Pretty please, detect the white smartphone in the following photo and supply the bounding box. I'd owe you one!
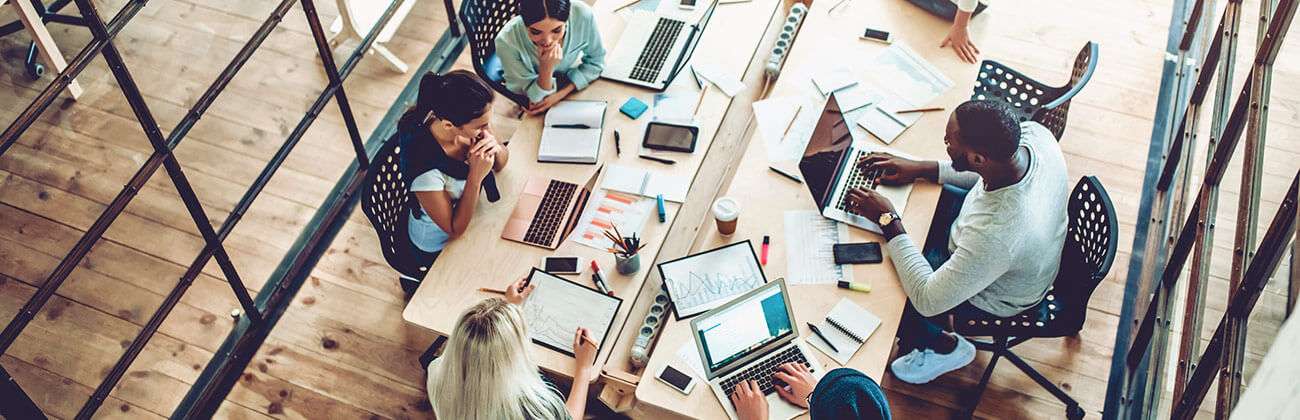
[656,365,697,395]
[861,27,893,44]
[540,256,583,274]
[678,0,697,9]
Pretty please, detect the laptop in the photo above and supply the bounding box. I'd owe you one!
[601,0,718,90]
[501,166,602,249]
[797,95,912,234]
[691,278,824,420]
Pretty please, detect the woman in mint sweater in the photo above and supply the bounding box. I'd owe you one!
[495,0,605,115]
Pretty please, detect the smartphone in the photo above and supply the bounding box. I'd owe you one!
[678,0,697,9]
[656,365,696,394]
[861,27,893,44]
[540,256,582,274]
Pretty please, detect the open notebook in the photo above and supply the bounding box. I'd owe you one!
[538,100,607,163]
[808,298,882,365]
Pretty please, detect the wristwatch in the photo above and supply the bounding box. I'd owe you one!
[878,211,900,227]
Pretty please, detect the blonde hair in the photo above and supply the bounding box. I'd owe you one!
[429,299,570,419]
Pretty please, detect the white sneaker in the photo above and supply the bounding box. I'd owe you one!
[890,334,976,384]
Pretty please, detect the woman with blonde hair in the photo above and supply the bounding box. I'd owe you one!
[426,277,598,419]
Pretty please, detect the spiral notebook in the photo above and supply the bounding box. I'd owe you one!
[808,298,881,365]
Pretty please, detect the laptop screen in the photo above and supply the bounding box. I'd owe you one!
[797,96,853,210]
[695,282,793,373]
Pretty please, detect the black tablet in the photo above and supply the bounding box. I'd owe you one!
[642,121,699,153]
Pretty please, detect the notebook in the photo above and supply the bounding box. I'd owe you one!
[538,100,607,163]
[808,298,881,365]
[598,164,690,203]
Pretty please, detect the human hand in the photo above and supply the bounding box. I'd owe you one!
[538,44,564,75]
[471,130,503,158]
[846,187,897,221]
[857,152,929,186]
[729,380,770,420]
[572,327,599,382]
[468,148,494,181]
[772,362,815,409]
[940,18,980,63]
[504,277,534,305]
[526,90,566,116]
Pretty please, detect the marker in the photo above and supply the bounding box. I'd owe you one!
[638,154,676,165]
[656,194,666,222]
[807,322,840,353]
[614,130,622,156]
[591,261,614,296]
[769,166,803,184]
[837,280,872,293]
[761,235,770,265]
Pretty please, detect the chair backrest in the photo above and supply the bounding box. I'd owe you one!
[459,0,529,106]
[360,138,435,279]
[970,41,1099,141]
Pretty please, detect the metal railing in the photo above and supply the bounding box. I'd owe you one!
[1106,0,1299,418]
[0,0,421,417]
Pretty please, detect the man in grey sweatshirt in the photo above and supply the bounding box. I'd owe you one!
[845,100,1068,385]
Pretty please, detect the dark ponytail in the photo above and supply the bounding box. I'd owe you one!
[401,70,495,128]
[519,0,571,26]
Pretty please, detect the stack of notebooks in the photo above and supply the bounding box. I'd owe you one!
[538,100,607,164]
[808,298,882,365]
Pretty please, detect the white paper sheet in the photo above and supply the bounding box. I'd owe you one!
[522,270,621,356]
[692,62,745,97]
[783,211,852,285]
[752,94,822,163]
[676,340,707,378]
[569,189,657,251]
[599,164,690,203]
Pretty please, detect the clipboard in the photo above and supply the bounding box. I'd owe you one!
[521,268,624,357]
[657,240,768,320]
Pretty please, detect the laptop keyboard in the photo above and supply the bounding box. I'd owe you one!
[720,347,811,397]
[523,180,578,246]
[629,18,686,82]
[836,151,885,215]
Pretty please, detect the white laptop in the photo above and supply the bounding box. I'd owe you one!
[691,279,824,420]
[797,95,913,233]
[601,0,718,90]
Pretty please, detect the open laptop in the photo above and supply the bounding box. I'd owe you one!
[691,278,824,420]
[601,0,718,90]
[797,95,913,233]
[501,166,602,249]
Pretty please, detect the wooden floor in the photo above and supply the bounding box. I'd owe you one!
[1,0,1296,418]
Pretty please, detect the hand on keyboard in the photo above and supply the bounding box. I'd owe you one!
[729,380,770,420]
[772,362,816,409]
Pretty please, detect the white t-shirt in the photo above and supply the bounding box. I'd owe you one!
[407,168,467,253]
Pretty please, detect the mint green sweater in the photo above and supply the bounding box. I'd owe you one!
[494,0,606,103]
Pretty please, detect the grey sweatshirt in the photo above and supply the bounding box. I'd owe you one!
[886,122,1069,317]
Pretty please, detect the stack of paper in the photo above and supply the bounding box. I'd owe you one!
[538,100,607,163]
[784,210,852,285]
[599,164,690,202]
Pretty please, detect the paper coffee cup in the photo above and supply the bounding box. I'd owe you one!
[713,197,739,235]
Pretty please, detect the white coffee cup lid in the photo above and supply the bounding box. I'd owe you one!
[712,197,739,221]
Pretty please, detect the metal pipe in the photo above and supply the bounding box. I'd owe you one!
[299,0,373,167]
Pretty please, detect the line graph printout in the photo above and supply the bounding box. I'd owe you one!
[658,241,767,319]
[522,269,623,356]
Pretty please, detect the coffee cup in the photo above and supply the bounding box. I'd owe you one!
[712,197,740,235]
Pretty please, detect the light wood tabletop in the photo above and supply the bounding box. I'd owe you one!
[402,0,783,381]
[630,0,987,417]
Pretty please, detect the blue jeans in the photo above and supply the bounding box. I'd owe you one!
[809,368,891,420]
[906,0,988,21]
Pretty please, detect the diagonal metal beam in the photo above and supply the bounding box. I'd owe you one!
[300,0,371,167]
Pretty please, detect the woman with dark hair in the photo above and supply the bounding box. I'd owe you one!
[396,70,510,293]
[495,0,605,115]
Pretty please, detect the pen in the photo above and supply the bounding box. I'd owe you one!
[657,194,666,222]
[552,123,591,129]
[837,280,872,293]
[691,67,704,89]
[693,84,710,117]
[590,261,614,296]
[895,106,945,114]
[638,154,676,165]
[780,105,802,142]
[761,235,770,265]
[614,130,622,156]
[808,322,840,353]
[479,287,507,295]
[769,166,803,184]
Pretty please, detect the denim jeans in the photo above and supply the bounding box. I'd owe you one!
[906,0,988,21]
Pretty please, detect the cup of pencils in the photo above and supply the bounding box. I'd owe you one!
[605,227,644,275]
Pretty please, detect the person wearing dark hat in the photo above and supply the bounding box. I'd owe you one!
[730,364,891,420]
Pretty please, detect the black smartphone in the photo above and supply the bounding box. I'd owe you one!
[540,256,582,274]
[861,28,893,44]
[833,242,883,264]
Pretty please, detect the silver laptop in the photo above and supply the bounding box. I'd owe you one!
[797,95,912,233]
[601,0,718,90]
[691,279,824,420]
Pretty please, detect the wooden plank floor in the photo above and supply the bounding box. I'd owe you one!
[2,0,1296,418]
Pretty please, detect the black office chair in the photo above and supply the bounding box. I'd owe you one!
[952,176,1117,420]
[460,0,530,107]
[360,137,438,296]
[970,42,1099,140]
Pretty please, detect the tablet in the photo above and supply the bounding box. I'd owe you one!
[658,240,767,319]
[521,268,623,357]
[642,121,699,153]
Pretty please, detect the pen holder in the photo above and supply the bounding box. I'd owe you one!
[615,253,640,275]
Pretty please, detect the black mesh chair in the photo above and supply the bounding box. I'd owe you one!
[970,42,1099,140]
[360,137,438,296]
[952,176,1117,420]
[460,0,530,106]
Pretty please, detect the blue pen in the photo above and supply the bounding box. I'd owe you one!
[656,194,666,222]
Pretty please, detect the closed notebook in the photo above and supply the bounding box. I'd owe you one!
[539,100,607,163]
[808,298,881,365]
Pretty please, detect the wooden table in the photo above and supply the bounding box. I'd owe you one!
[403,0,782,381]
[631,0,986,417]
